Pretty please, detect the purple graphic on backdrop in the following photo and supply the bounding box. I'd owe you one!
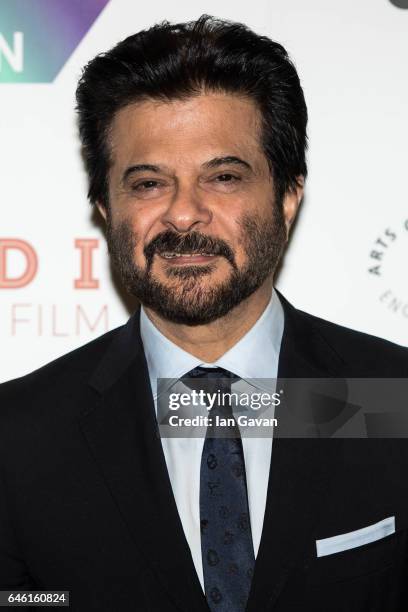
[0,0,111,83]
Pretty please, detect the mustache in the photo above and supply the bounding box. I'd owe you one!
[144,230,236,268]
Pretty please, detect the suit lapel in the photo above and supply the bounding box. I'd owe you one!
[78,310,209,612]
[246,292,346,611]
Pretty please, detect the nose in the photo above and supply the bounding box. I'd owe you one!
[161,183,212,233]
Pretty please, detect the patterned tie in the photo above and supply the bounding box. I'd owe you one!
[182,366,255,611]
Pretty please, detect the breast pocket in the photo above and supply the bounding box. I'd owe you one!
[305,528,405,586]
[281,530,408,612]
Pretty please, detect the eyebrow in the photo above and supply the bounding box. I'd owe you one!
[121,156,253,184]
[122,164,162,183]
[202,156,253,171]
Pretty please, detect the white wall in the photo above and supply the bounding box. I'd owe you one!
[1,0,407,382]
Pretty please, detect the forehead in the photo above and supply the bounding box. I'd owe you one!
[108,93,265,170]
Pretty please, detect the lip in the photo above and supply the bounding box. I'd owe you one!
[157,253,219,265]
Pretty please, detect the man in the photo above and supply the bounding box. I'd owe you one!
[0,14,407,612]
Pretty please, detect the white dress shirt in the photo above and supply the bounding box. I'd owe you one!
[140,288,284,590]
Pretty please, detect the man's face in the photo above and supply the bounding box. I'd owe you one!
[100,93,300,325]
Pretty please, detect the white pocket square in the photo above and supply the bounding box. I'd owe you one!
[316,516,395,557]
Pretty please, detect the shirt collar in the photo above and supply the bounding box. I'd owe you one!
[140,287,285,399]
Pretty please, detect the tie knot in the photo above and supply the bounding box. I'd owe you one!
[184,366,239,381]
[180,367,240,421]
[181,366,240,397]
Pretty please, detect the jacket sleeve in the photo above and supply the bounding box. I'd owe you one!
[0,465,35,589]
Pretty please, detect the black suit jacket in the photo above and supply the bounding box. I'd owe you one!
[0,292,408,611]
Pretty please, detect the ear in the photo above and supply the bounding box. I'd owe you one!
[282,176,304,237]
[96,201,108,222]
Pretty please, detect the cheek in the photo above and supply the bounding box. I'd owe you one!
[226,222,251,268]
[121,213,156,257]
[133,206,168,243]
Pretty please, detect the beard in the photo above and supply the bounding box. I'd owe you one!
[106,206,287,325]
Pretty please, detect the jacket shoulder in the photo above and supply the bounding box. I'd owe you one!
[298,307,408,376]
[0,325,124,418]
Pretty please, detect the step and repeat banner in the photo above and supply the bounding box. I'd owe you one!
[1,0,407,382]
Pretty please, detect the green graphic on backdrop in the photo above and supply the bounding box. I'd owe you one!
[0,0,110,83]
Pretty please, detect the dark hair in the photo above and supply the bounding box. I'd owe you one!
[76,14,308,207]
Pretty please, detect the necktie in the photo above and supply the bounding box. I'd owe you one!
[183,366,255,611]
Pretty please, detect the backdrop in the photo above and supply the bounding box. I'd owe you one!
[1,0,407,383]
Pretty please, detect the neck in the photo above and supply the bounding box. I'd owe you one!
[143,278,274,362]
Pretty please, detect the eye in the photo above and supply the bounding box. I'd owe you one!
[214,173,240,183]
[131,180,161,191]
